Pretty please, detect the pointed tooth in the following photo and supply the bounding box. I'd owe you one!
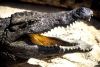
[80,49,84,51]
[69,23,73,27]
[71,22,74,26]
[54,27,60,32]
[73,47,77,50]
[43,31,52,36]
[57,26,61,29]
[63,48,66,53]
[82,49,86,52]
[72,21,76,24]
[46,31,50,34]
[44,32,48,34]
[54,27,58,31]
[55,44,58,46]
[64,47,71,51]
[76,47,79,50]
[74,21,77,23]
[54,27,59,34]
[66,26,70,29]
[86,49,89,51]
[41,32,47,35]
[69,47,73,50]
[86,48,91,51]
[61,27,65,30]
[43,32,46,34]
[50,30,54,35]
[67,47,70,51]
[72,21,75,25]
[68,24,71,27]
[70,23,74,28]
[67,48,69,51]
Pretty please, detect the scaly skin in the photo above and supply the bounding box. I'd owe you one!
[0,7,93,60]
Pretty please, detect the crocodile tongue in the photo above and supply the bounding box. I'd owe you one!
[28,33,77,46]
[28,33,62,46]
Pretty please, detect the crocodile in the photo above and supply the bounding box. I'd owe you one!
[0,7,93,64]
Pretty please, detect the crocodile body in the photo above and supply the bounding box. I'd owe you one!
[0,7,93,64]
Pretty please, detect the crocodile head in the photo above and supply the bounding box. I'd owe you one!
[20,7,93,57]
[0,7,93,59]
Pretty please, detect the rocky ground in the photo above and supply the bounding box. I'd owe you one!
[0,2,100,67]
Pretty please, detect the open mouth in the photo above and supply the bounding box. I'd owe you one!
[8,20,92,59]
[28,21,77,47]
[27,20,92,53]
[28,20,87,45]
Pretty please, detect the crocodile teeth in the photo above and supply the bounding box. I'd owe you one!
[41,20,79,37]
[58,44,92,53]
[41,26,67,37]
[60,46,77,51]
[78,46,92,52]
[85,49,90,51]
[41,20,88,46]
[69,22,74,27]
